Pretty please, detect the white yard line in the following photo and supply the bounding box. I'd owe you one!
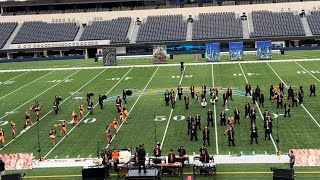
[44,67,135,158]
[267,62,320,128]
[0,71,54,100]
[212,64,219,155]
[1,58,320,73]
[239,63,279,152]
[160,66,185,149]
[106,66,160,148]
[1,69,109,149]
[295,61,320,83]
[1,71,28,82]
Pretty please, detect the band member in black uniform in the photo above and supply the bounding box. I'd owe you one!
[258,92,265,108]
[277,93,284,109]
[250,123,258,144]
[222,92,228,108]
[250,108,257,125]
[180,61,184,73]
[202,84,206,95]
[292,91,298,107]
[269,85,274,100]
[177,85,183,100]
[136,144,147,173]
[287,86,294,101]
[170,89,175,99]
[210,90,217,105]
[153,145,162,158]
[234,107,240,125]
[227,87,233,101]
[199,147,209,163]
[122,89,127,104]
[209,86,214,97]
[190,84,195,99]
[178,146,186,157]
[190,123,198,141]
[284,101,291,117]
[279,82,285,94]
[98,95,104,109]
[289,150,295,171]
[245,83,251,96]
[224,125,235,146]
[215,87,219,98]
[220,110,226,126]
[168,150,176,163]
[53,96,60,115]
[203,126,210,147]
[298,86,304,104]
[264,118,272,140]
[187,115,194,135]
[116,96,122,113]
[244,102,250,118]
[195,114,201,130]
[252,90,256,104]
[88,99,93,114]
[310,83,316,96]
[184,94,189,110]
[255,86,261,97]
[171,95,176,109]
[164,90,170,106]
[207,109,214,127]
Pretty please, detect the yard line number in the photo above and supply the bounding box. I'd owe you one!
[154,115,185,121]
[297,70,320,74]
[233,73,260,76]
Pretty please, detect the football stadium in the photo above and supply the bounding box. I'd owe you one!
[0,0,320,179]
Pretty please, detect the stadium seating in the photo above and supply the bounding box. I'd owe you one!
[136,15,187,43]
[80,17,131,44]
[12,21,79,44]
[0,22,17,48]
[192,12,243,40]
[307,11,320,35]
[250,11,305,37]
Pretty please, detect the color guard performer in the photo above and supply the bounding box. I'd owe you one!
[203,126,210,147]
[120,110,128,124]
[284,101,291,117]
[0,128,5,148]
[32,101,42,120]
[195,114,201,130]
[111,118,119,131]
[220,110,226,126]
[187,115,194,135]
[245,83,251,96]
[121,105,130,119]
[106,128,112,145]
[224,124,235,146]
[250,123,258,144]
[79,105,84,119]
[49,129,56,147]
[279,82,285,94]
[164,90,170,106]
[59,120,68,137]
[177,85,183,100]
[184,94,189,109]
[207,109,214,127]
[310,83,316,96]
[11,121,16,139]
[190,84,195,99]
[116,96,122,113]
[24,111,33,128]
[234,107,240,125]
[72,111,79,126]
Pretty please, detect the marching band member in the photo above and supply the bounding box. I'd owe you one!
[190,84,195,99]
[250,108,257,125]
[292,91,298,107]
[190,123,198,141]
[224,123,235,146]
[223,92,228,108]
[99,95,104,109]
[264,118,272,140]
[277,93,284,109]
[201,96,207,108]
[195,114,201,130]
[106,127,112,144]
[220,110,226,126]
[284,101,291,117]
[169,89,175,99]
[0,128,5,148]
[298,85,304,104]
[215,87,219,98]
[24,111,33,128]
[288,86,294,101]
[187,115,194,135]
[244,102,250,118]
[259,92,265,108]
[168,149,176,163]
[250,123,258,144]
[164,90,170,106]
[252,90,256,104]
[195,91,199,103]
[310,83,316,96]
[53,96,61,115]
[112,149,120,171]
[207,109,214,127]
[11,121,16,139]
[184,94,189,110]
[245,83,251,96]
[171,95,176,109]
[269,85,274,100]
[49,129,56,147]
[279,82,285,94]
[178,146,186,157]
[210,90,217,105]
[153,145,162,157]
[177,85,183,100]
[199,146,209,163]
[59,120,68,137]
[79,105,84,119]
[122,89,127,104]
[227,87,233,101]
[116,96,122,113]
[88,99,94,115]
[234,107,240,125]
[203,126,210,147]
[202,84,206,95]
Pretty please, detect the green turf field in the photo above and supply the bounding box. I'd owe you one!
[0,53,320,179]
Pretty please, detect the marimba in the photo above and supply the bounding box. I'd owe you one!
[193,162,216,175]
[153,162,183,176]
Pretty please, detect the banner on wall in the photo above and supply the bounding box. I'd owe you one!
[257,41,272,60]
[229,42,244,60]
[205,43,220,62]
[291,149,320,167]
[153,45,168,64]
[0,153,33,170]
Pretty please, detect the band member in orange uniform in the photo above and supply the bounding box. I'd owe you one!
[120,111,128,124]
[32,101,41,120]
[11,121,16,139]
[24,111,33,128]
[0,128,5,148]
[72,111,79,126]
[79,105,84,119]
[112,149,120,171]
[59,120,68,137]
[49,129,56,147]
[106,127,112,144]
[121,106,130,119]
[111,118,119,131]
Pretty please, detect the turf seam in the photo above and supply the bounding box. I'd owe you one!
[212,64,219,155]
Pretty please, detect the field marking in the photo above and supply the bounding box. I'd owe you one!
[0,70,81,150]
[0,71,28,82]
[66,155,69,158]
[239,63,279,152]
[0,71,54,100]
[295,61,320,83]
[44,67,134,158]
[160,66,185,149]
[2,58,320,73]
[267,62,320,128]
[106,66,160,149]
[212,64,219,155]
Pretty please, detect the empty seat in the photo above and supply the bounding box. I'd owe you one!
[0,22,17,48]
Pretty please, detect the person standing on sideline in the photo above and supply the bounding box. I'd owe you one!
[136,144,147,173]
[289,150,295,175]
[0,157,5,179]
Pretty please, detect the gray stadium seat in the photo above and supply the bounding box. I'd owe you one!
[0,22,17,48]
[307,11,320,35]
